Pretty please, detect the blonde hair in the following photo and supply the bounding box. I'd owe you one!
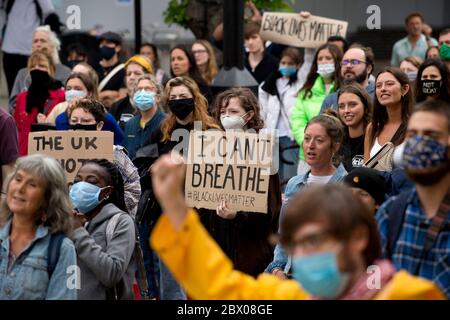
[193,40,218,85]
[161,76,220,142]
[27,51,56,78]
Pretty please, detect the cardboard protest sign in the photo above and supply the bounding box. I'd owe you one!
[260,12,348,48]
[185,130,274,214]
[28,131,114,184]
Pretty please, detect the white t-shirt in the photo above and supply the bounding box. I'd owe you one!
[275,77,291,138]
[2,0,54,55]
[307,174,334,185]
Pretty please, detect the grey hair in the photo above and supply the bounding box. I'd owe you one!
[0,155,73,236]
[34,25,61,64]
[132,74,162,96]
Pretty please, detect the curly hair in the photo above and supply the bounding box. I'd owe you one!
[0,155,73,236]
[212,87,264,132]
[83,159,127,213]
[67,98,107,123]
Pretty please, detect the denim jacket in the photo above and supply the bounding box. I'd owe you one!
[0,220,77,300]
[265,164,348,274]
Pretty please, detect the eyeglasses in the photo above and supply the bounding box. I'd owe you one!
[341,59,367,66]
[192,49,207,55]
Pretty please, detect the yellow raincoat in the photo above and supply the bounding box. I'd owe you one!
[150,210,445,300]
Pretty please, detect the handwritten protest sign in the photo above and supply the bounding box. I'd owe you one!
[185,130,274,214]
[28,131,114,184]
[260,12,348,48]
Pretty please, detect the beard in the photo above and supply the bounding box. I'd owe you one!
[406,162,450,186]
[342,68,368,85]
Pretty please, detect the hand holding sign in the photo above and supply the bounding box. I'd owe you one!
[260,11,348,48]
[216,200,237,220]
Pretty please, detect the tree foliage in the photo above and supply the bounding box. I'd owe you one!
[163,0,294,30]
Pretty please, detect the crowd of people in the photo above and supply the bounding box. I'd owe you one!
[0,2,449,301]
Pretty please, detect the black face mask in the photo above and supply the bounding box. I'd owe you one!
[30,69,51,86]
[421,80,441,96]
[69,123,98,131]
[66,60,83,69]
[100,46,116,60]
[168,98,195,120]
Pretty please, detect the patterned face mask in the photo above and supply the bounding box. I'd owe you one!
[402,134,448,170]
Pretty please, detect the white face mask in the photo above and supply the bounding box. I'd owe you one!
[220,114,247,130]
[317,63,335,78]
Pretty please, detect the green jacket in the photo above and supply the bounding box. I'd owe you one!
[291,76,335,159]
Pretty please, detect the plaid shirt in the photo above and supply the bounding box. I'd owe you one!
[376,188,450,298]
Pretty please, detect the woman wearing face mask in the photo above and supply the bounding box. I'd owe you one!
[193,88,282,278]
[169,46,213,107]
[266,114,347,279]
[259,46,315,188]
[135,76,219,300]
[110,55,154,129]
[148,154,444,300]
[0,154,77,300]
[70,159,138,300]
[14,51,65,156]
[44,72,97,125]
[66,98,141,218]
[414,58,450,103]
[123,75,166,160]
[399,56,422,84]
[336,84,372,172]
[364,67,413,167]
[290,43,343,175]
[53,70,124,146]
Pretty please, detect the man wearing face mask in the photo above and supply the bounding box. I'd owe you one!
[95,31,126,109]
[376,99,450,298]
[146,153,445,300]
[320,45,375,113]
[124,75,166,160]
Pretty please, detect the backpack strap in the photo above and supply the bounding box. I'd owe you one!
[386,191,410,259]
[104,212,149,299]
[47,232,65,279]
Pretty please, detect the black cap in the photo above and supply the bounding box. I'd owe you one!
[344,167,386,205]
[99,31,122,45]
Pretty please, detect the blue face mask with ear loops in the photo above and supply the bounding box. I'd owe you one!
[279,66,297,77]
[69,181,110,214]
[292,251,350,299]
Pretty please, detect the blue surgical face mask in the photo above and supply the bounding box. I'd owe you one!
[279,66,297,77]
[65,89,87,103]
[292,251,350,299]
[133,90,156,111]
[69,181,110,214]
